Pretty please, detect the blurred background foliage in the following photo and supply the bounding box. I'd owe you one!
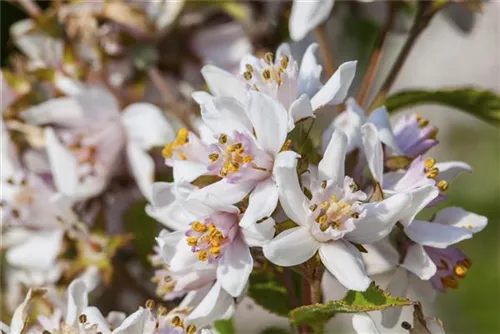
[1,1,498,333]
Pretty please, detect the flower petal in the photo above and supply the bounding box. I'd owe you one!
[263,226,319,266]
[405,220,472,248]
[126,144,155,200]
[319,240,371,291]
[66,279,89,326]
[401,244,436,280]
[217,236,253,297]
[172,160,209,183]
[185,282,235,329]
[273,151,309,225]
[381,267,409,329]
[361,123,383,186]
[239,178,279,228]
[435,161,472,182]
[289,0,335,41]
[347,193,412,244]
[318,129,347,184]
[242,217,275,247]
[121,103,175,150]
[363,239,399,276]
[367,106,401,154]
[112,308,156,334]
[433,207,487,233]
[289,94,315,130]
[246,91,288,155]
[352,313,381,334]
[201,96,253,136]
[298,43,323,97]
[81,306,111,334]
[201,65,247,103]
[311,61,357,110]
[397,185,440,227]
[188,179,254,206]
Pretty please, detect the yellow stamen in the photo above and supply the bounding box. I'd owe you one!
[264,52,274,64]
[418,119,429,128]
[426,167,439,179]
[208,153,219,163]
[351,212,360,219]
[79,314,87,324]
[245,64,253,73]
[280,55,289,69]
[164,276,173,282]
[186,325,197,334]
[242,155,253,163]
[309,204,317,211]
[243,71,252,80]
[145,299,155,310]
[187,236,198,247]
[210,246,221,256]
[192,221,207,233]
[437,180,448,191]
[424,158,436,169]
[262,69,271,81]
[171,316,183,327]
[197,250,208,262]
[321,180,327,189]
[441,275,458,289]
[455,264,468,278]
[162,128,189,159]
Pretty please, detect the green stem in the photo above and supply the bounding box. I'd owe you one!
[368,3,439,112]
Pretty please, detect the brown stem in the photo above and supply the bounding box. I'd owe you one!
[310,278,322,305]
[368,3,438,112]
[282,269,300,309]
[357,3,397,107]
[314,23,335,79]
[15,0,41,18]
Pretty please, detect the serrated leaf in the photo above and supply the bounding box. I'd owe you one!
[248,271,291,317]
[214,318,235,334]
[290,283,411,327]
[385,88,500,127]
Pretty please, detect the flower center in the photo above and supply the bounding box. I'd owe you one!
[313,194,360,232]
[242,52,291,90]
[186,220,228,262]
[162,128,189,160]
[427,246,471,291]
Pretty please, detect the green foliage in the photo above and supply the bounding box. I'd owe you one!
[124,200,158,266]
[385,88,500,127]
[248,270,291,317]
[261,327,292,334]
[289,283,411,329]
[214,319,235,334]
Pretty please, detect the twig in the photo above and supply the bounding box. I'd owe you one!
[368,2,439,112]
[357,3,397,107]
[314,23,335,79]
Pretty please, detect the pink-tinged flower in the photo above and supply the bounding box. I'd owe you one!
[263,130,411,291]
[324,98,401,155]
[174,92,291,228]
[22,87,175,201]
[380,207,487,328]
[195,44,356,130]
[393,113,439,158]
[289,0,335,41]
[361,123,472,227]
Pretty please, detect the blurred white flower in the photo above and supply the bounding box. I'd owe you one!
[289,0,335,41]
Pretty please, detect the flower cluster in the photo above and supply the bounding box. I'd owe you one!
[1,1,490,333]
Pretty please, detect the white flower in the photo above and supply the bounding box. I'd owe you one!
[289,0,336,41]
[22,87,175,201]
[263,130,411,291]
[352,313,381,334]
[172,91,290,228]
[195,43,356,130]
[379,207,487,328]
[361,123,472,227]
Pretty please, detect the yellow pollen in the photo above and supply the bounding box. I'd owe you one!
[162,128,189,159]
[264,52,274,64]
[437,180,448,191]
[317,215,328,224]
[455,264,468,278]
[243,71,252,80]
[309,204,317,211]
[208,153,219,163]
[210,246,221,256]
[164,276,173,282]
[280,55,289,69]
[330,221,341,229]
[145,299,155,309]
[171,316,183,327]
[192,221,207,233]
[418,119,429,128]
[426,167,439,179]
[424,158,436,169]
[262,69,272,81]
[242,155,253,163]
[79,314,87,324]
[320,201,329,209]
[245,64,253,73]
[158,305,168,316]
[187,236,198,247]
[441,275,458,289]
[186,325,197,334]
[219,134,228,144]
[319,221,330,232]
[197,250,208,262]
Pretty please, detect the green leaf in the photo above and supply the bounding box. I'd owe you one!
[385,88,500,127]
[290,283,412,328]
[124,200,158,266]
[261,327,292,334]
[214,318,235,334]
[248,271,291,317]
